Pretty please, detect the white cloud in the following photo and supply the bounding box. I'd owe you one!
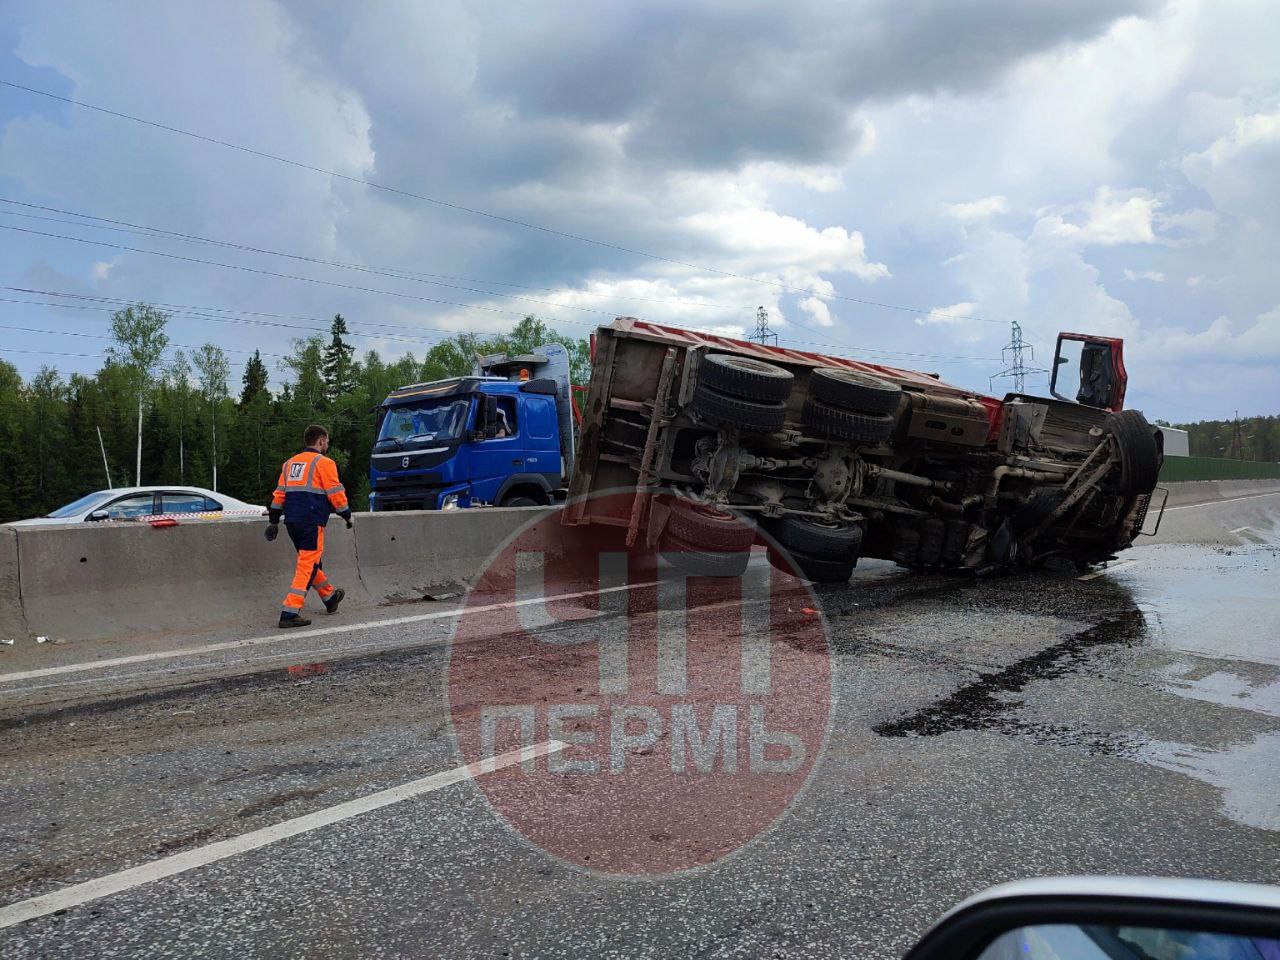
[1123,268,1166,282]
[915,302,976,326]
[947,196,1008,222]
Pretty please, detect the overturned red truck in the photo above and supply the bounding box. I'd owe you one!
[563,318,1164,582]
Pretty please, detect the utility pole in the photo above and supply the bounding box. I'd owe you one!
[750,306,778,346]
[990,321,1044,394]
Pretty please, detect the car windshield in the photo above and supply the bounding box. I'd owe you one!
[378,398,471,445]
[46,491,109,518]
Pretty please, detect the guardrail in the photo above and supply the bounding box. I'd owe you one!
[1160,456,1280,482]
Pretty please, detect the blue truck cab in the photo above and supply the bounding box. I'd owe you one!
[369,345,574,511]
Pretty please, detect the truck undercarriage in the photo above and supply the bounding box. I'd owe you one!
[565,320,1164,582]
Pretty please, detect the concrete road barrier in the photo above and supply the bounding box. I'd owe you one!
[12,518,373,645]
[0,527,28,643]
[354,507,559,603]
[1,479,1275,648]
[1160,478,1280,509]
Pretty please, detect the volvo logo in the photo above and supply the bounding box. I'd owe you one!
[401,456,411,468]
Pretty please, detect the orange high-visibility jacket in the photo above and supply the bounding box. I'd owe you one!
[270,448,350,526]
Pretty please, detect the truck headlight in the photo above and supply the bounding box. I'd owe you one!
[441,493,461,511]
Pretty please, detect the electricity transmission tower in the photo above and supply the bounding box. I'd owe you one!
[750,305,778,346]
[990,321,1044,393]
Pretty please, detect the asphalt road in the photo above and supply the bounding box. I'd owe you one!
[1,491,1278,958]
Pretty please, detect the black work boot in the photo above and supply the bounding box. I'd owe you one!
[323,588,346,615]
[278,613,312,629]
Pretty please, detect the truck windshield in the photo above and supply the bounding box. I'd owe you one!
[378,398,471,444]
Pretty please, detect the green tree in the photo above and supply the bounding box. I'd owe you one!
[106,304,170,486]
[322,314,356,402]
[240,349,269,405]
[193,344,231,492]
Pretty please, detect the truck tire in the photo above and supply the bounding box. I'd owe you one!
[691,383,787,432]
[501,495,541,507]
[809,368,902,415]
[1104,410,1161,496]
[661,534,751,578]
[699,354,793,402]
[665,500,756,552]
[768,547,854,583]
[917,517,946,565]
[890,525,920,566]
[766,515,863,560]
[802,398,895,443]
[942,520,971,565]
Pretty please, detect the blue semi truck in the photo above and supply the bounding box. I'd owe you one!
[368,344,575,511]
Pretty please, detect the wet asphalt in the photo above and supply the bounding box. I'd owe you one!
[0,492,1278,958]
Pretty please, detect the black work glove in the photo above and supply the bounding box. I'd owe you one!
[340,510,353,530]
[264,522,279,542]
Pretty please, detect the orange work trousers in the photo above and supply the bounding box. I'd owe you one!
[282,523,336,615]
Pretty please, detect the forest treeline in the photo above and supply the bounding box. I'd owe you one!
[1167,415,1280,462]
[0,305,589,523]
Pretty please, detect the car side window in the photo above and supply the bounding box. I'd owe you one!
[204,497,223,511]
[163,493,212,514]
[103,494,158,520]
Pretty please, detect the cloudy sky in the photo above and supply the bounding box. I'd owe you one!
[1,0,1277,420]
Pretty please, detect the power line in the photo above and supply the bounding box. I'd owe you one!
[0,79,1012,327]
[0,198,738,313]
[750,305,778,346]
[0,283,1005,366]
[989,321,1046,393]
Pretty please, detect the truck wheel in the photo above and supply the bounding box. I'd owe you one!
[661,534,751,578]
[1104,410,1161,495]
[890,525,920,566]
[699,354,793,402]
[802,398,895,443]
[766,514,862,560]
[917,517,946,565]
[665,500,756,552]
[501,496,541,507]
[767,547,854,583]
[809,368,902,415]
[942,520,971,565]
[691,382,787,432]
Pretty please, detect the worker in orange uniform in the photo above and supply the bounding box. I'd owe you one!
[265,424,353,628]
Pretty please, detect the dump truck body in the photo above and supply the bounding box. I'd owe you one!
[564,318,1162,579]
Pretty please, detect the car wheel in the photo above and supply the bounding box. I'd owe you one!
[767,547,855,583]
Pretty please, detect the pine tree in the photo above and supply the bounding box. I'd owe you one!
[322,314,356,402]
[240,350,269,405]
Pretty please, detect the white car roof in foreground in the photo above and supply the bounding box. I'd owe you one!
[932,876,1280,928]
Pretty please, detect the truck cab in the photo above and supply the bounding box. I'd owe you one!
[369,345,574,511]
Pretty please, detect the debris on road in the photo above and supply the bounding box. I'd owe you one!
[285,662,329,679]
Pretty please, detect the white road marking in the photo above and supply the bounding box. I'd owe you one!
[12,585,783,695]
[1078,559,1139,580]
[1229,526,1252,534]
[0,739,566,930]
[0,582,645,686]
[1163,491,1280,512]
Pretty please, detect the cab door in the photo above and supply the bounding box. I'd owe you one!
[1051,333,1127,411]
[467,394,524,503]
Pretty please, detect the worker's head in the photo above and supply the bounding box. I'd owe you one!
[303,424,330,453]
